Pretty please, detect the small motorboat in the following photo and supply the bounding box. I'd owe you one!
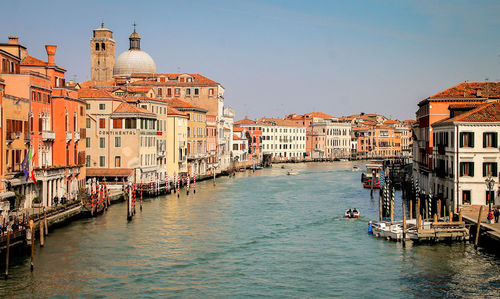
[345,208,360,218]
[281,165,286,169]
[352,165,360,171]
[287,170,298,175]
[255,165,263,170]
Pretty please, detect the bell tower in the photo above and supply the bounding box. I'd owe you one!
[90,23,115,81]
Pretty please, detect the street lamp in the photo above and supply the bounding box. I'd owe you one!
[485,174,495,213]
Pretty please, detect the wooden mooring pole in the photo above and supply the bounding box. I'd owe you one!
[378,192,382,221]
[44,210,48,236]
[403,213,407,245]
[39,221,44,247]
[409,199,413,220]
[30,220,34,271]
[474,206,484,249]
[437,199,441,219]
[5,230,10,279]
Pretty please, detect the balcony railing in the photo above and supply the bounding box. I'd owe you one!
[66,131,73,143]
[42,130,55,141]
[157,151,165,157]
[187,153,209,160]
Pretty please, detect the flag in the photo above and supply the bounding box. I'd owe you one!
[29,149,36,183]
[21,152,30,179]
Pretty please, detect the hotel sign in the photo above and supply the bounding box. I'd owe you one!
[99,130,137,135]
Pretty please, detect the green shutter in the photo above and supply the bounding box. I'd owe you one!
[470,162,474,177]
[460,133,464,147]
[494,133,498,148]
[470,133,474,147]
[494,163,498,177]
[483,163,487,177]
[483,133,487,148]
[460,163,464,176]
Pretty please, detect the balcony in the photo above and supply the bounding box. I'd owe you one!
[66,131,72,143]
[74,131,80,142]
[42,130,55,141]
[157,151,165,157]
[6,132,19,144]
[187,153,209,160]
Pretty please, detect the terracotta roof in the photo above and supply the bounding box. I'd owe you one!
[383,120,400,125]
[113,102,155,116]
[258,117,304,127]
[434,101,500,125]
[86,168,133,177]
[78,88,118,99]
[21,55,47,66]
[167,106,188,117]
[235,118,256,125]
[428,82,500,100]
[304,112,334,119]
[130,73,219,85]
[80,79,116,89]
[448,103,480,110]
[233,135,241,140]
[166,97,207,112]
[233,126,244,132]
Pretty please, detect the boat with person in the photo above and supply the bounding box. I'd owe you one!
[352,165,360,171]
[345,208,360,218]
[287,170,298,175]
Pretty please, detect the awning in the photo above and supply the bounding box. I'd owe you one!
[86,168,134,177]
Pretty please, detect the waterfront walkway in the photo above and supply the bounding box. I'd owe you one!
[459,205,500,241]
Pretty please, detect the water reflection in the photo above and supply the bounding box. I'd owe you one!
[0,162,498,298]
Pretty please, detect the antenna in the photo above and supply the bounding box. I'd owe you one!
[133,22,137,32]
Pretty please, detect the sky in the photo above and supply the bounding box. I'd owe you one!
[1,0,499,121]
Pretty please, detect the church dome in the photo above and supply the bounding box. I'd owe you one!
[112,26,156,77]
[113,50,156,77]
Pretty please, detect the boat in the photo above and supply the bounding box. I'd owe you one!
[281,165,286,169]
[339,158,349,162]
[345,208,360,218]
[287,170,298,175]
[363,178,380,189]
[255,165,263,170]
[352,165,360,171]
[361,160,383,183]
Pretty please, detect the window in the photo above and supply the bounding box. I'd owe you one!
[167,88,172,96]
[115,156,121,167]
[113,119,122,129]
[95,43,99,51]
[460,162,474,177]
[186,88,191,96]
[99,119,106,129]
[158,88,163,96]
[483,132,498,148]
[101,43,105,50]
[86,103,91,110]
[175,88,180,96]
[194,88,199,95]
[460,132,474,148]
[86,118,91,128]
[125,118,136,129]
[80,106,84,116]
[99,103,106,110]
[462,190,471,205]
[115,136,121,147]
[483,162,498,177]
[99,137,105,148]
[86,137,91,148]
[209,88,214,96]
[99,156,105,167]
[86,155,91,167]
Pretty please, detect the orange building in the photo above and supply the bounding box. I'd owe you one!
[413,82,498,193]
[0,36,86,208]
[234,118,263,161]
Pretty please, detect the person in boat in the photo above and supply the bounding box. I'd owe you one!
[353,208,358,214]
[347,209,352,216]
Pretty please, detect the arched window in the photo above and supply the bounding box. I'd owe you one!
[101,43,105,50]
[95,43,99,51]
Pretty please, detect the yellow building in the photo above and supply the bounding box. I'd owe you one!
[167,98,208,176]
[166,106,188,176]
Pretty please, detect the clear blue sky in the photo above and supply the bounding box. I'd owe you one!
[1,0,499,120]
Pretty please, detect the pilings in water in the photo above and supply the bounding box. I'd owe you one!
[29,220,34,271]
[4,230,10,279]
[474,206,484,249]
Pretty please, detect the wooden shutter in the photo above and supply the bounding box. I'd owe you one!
[459,133,464,147]
[470,133,474,147]
[494,133,498,148]
[470,162,474,177]
[483,133,487,148]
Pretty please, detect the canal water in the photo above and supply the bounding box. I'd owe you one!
[1,163,499,298]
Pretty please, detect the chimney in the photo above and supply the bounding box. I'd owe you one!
[45,45,57,65]
[8,36,19,44]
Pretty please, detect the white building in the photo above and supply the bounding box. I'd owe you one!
[324,119,352,159]
[259,118,306,160]
[432,101,499,211]
[232,126,248,164]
